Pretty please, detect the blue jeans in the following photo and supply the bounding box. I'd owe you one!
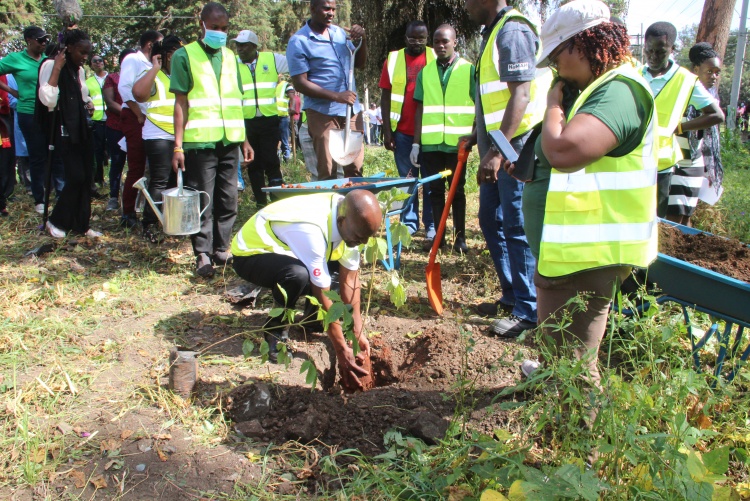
[279,116,291,159]
[478,168,537,322]
[393,131,434,237]
[17,112,64,204]
[237,158,245,190]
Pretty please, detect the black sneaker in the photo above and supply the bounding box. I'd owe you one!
[489,314,536,338]
[423,238,445,252]
[453,237,468,254]
[195,253,215,278]
[263,320,290,363]
[119,214,139,229]
[212,250,233,265]
[476,300,514,318]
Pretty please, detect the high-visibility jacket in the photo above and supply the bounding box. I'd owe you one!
[238,52,279,119]
[231,193,348,261]
[85,74,106,121]
[478,9,552,138]
[538,63,658,278]
[276,81,289,117]
[145,70,175,135]
[183,42,245,144]
[653,66,698,171]
[386,48,435,131]
[420,57,475,147]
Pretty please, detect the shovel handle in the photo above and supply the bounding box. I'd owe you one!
[429,142,470,262]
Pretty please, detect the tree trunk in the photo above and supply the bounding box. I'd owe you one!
[696,0,737,63]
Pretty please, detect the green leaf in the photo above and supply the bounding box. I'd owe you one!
[324,290,342,303]
[703,446,730,475]
[241,339,255,359]
[269,307,285,318]
[687,451,708,482]
[712,486,741,501]
[275,283,288,303]
[300,360,318,389]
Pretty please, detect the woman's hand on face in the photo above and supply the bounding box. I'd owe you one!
[547,80,565,108]
[53,49,67,71]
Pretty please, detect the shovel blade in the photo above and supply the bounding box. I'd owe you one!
[329,129,364,165]
[426,261,443,315]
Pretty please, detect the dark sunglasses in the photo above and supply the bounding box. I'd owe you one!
[35,37,49,44]
[91,59,103,63]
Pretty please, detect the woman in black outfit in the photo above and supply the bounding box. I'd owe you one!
[37,29,102,238]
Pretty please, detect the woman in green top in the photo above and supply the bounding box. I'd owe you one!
[508,0,658,435]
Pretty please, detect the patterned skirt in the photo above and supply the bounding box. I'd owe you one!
[667,157,704,217]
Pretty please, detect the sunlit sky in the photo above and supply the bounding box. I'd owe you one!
[625,0,744,33]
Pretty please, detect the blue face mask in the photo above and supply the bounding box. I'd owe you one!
[203,22,227,49]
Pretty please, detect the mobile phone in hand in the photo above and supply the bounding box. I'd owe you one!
[488,129,519,163]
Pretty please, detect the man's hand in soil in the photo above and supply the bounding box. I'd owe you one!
[336,344,369,392]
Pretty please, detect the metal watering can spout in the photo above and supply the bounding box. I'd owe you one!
[133,176,165,226]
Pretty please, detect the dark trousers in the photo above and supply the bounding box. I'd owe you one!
[49,136,93,233]
[657,169,673,219]
[234,253,312,308]
[17,112,64,205]
[143,139,177,228]
[245,116,283,207]
[120,108,146,216]
[423,150,466,241]
[183,142,240,255]
[0,114,16,211]
[106,126,126,199]
[90,120,107,185]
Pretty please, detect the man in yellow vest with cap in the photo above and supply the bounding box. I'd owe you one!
[412,24,475,254]
[641,22,723,218]
[379,20,436,240]
[85,54,108,195]
[464,0,550,337]
[171,2,254,278]
[233,29,287,207]
[231,189,382,392]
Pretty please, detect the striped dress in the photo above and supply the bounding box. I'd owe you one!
[667,105,704,217]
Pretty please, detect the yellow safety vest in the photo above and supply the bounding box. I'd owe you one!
[276,81,289,117]
[183,42,245,144]
[231,193,348,261]
[420,57,475,147]
[238,52,279,119]
[652,66,698,171]
[145,70,175,135]
[386,48,435,131]
[85,75,106,121]
[538,63,658,278]
[478,9,552,138]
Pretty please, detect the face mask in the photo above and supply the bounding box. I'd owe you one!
[202,22,227,49]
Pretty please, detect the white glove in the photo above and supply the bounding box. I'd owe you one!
[410,143,421,167]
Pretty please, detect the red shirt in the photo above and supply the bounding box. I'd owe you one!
[0,75,10,116]
[103,72,123,131]
[379,51,428,136]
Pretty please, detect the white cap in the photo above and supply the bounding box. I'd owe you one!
[232,30,259,45]
[536,0,610,68]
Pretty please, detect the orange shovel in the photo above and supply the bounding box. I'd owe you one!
[426,140,471,315]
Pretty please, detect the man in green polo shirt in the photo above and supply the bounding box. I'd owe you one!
[0,26,59,214]
[412,24,475,254]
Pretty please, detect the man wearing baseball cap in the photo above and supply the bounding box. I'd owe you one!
[0,26,51,215]
[233,29,288,207]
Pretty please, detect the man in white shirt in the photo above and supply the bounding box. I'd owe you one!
[118,30,163,229]
[365,103,379,145]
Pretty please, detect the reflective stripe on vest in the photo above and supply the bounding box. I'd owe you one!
[145,70,175,135]
[85,75,105,121]
[478,10,551,138]
[276,81,289,116]
[387,48,435,131]
[238,52,279,118]
[420,58,475,147]
[653,66,698,171]
[538,63,658,278]
[230,193,347,261]
[184,42,246,144]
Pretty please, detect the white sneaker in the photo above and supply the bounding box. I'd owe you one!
[85,229,103,238]
[521,360,541,378]
[46,221,66,239]
[35,203,44,214]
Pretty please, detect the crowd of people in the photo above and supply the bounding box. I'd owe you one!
[0,0,730,452]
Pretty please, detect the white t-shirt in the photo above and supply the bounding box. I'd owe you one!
[118,50,152,114]
[366,108,378,124]
[270,202,360,288]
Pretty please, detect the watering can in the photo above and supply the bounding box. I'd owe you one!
[133,170,210,235]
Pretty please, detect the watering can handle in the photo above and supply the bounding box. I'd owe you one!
[177,169,184,196]
[198,191,211,218]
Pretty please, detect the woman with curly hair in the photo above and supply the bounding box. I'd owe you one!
[514,0,658,418]
[667,43,723,224]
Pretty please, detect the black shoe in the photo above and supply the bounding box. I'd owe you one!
[195,253,215,278]
[142,224,162,244]
[90,189,107,200]
[489,314,536,338]
[212,250,233,265]
[264,320,290,363]
[453,237,468,254]
[422,238,445,252]
[119,214,139,229]
[476,300,514,318]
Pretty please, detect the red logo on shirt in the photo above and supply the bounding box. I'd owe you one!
[313,268,322,277]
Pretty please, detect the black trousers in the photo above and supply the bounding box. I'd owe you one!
[245,116,283,207]
[90,120,107,185]
[183,142,240,255]
[106,126,126,199]
[422,150,466,240]
[17,112,64,204]
[0,113,16,211]
[143,139,177,228]
[49,135,93,233]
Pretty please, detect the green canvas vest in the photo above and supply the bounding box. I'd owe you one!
[276,81,289,117]
[231,193,347,260]
[420,57,475,147]
[386,48,435,131]
[145,70,175,135]
[183,42,245,144]
[652,66,698,171]
[85,75,105,121]
[478,9,552,138]
[238,52,279,119]
[538,63,658,278]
